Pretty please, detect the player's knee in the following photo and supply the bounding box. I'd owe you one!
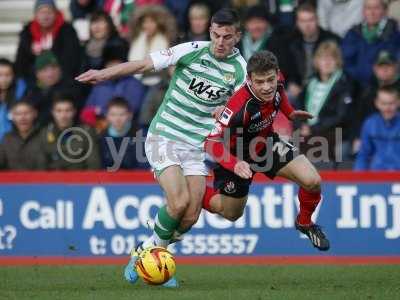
[302,174,321,192]
[167,191,190,217]
[223,210,244,222]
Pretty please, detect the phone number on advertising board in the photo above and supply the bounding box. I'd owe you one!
[90,234,259,256]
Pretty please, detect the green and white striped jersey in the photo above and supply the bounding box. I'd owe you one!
[148,41,247,148]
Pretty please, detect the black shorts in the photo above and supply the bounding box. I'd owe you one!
[213,133,296,198]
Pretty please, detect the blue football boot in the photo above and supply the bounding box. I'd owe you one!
[124,242,144,284]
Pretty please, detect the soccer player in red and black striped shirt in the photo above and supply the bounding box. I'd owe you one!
[204,51,330,251]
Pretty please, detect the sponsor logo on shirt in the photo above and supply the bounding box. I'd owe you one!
[188,77,229,101]
[248,111,277,133]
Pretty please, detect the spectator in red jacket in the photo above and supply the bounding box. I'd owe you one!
[15,0,81,83]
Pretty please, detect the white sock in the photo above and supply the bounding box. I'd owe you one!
[142,233,169,249]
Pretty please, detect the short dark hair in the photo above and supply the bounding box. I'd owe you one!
[0,58,14,70]
[10,99,36,111]
[296,2,317,17]
[247,50,279,75]
[211,8,240,28]
[245,5,271,23]
[106,97,131,112]
[378,84,399,99]
[52,91,76,109]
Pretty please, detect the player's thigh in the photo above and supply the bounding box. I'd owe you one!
[157,165,190,217]
[276,154,321,191]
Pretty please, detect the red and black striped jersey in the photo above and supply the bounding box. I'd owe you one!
[205,75,294,172]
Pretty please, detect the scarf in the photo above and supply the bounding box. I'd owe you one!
[242,29,272,61]
[107,120,132,137]
[362,18,387,43]
[305,70,342,126]
[30,11,65,55]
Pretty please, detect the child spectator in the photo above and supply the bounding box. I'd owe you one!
[15,0,81,83]
[297,41,354,168]
[353,50,400,151]
[40,93,101,170]
[0,101,46,170]
[354,85,400,170]
[100,97,149,170]
[0,59,28,141]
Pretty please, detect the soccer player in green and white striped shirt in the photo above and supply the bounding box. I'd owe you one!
[76,8,246,287]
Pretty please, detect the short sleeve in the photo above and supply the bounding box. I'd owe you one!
[149,41,209,71]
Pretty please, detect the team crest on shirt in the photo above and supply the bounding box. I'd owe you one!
[219,108,233,126]
[223,73,234,84]
[224,181,236,194]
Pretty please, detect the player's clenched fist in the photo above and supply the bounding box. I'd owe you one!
[75,69,109,84]
[234,161,252,179]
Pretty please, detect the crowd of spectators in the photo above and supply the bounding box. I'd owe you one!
[0,0,399,171]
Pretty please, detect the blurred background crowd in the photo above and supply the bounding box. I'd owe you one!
[0,0,399,171]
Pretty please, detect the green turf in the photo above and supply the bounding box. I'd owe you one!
[1,265,399,300]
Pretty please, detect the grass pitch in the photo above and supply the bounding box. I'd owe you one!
[1,265,399,300]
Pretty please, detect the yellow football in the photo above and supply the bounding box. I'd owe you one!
[135,247,176,285]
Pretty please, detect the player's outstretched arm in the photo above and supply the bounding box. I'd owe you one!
[75,56,154,84]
